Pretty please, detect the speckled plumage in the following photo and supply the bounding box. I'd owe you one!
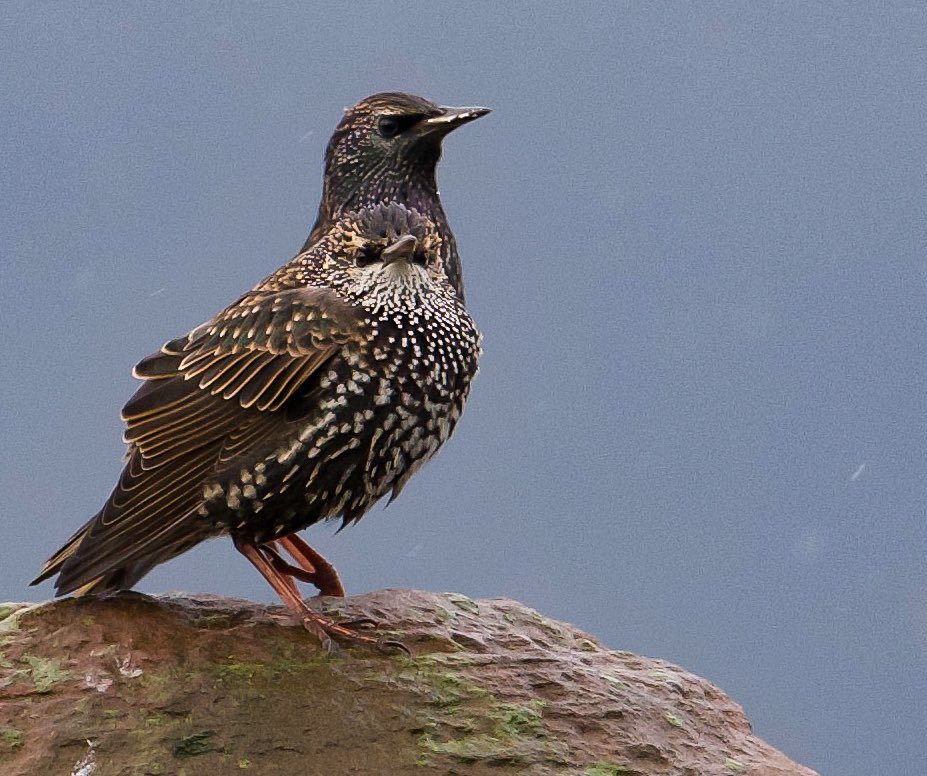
[303,92,490,300]
[34,204,480,613]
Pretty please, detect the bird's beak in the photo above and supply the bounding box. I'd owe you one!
[422,105,491,134]
[380,234,418,266]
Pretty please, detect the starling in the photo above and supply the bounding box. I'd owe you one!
[32,203,481,647]
[303,92,490,300]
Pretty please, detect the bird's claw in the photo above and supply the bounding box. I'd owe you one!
[377,638,412,657]
[299,610,401,654]
[336,616,378,630]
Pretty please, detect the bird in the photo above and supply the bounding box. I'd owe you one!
[32,203,482,648]
[302,92,490,301]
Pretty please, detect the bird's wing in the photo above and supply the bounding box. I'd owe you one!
[123,286,362,452]
[38,286,364,594]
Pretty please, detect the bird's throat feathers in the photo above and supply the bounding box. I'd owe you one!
[322,157,441,223]
[347,262,439,315]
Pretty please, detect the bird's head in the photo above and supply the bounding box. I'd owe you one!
[320,92,490,215]
[313,203,455,306]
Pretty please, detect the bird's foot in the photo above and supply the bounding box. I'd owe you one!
[335,616,378,629]
[298,608,409,655]
[235,536,407,654]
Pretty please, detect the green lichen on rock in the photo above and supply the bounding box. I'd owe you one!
[489,701,545,738]
[172,730,217,757]
[399,652,556,768]
[0,604,26,654]
[0,604,25,625]
[422,668,489,708]
[23,654,70,692]
[418,697,561,766]
[0,727,24,750]
[601,672,629,689]
[215,652,328,681]
[135,665,202,707]
[214,660,271,683]
[664,712,683,728]
[583,764,632,776]
[190,613,232,629]
[529,609,569,641]
[420,732,526,764]
[446,593,480,615]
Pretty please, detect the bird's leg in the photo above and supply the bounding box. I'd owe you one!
[259,542,304,601]
[262,539,374,629]
[278,534,346,597]
[234,536,390,652]
[260,541,315,582]
[278,535,382,628]
[258,538,345,597]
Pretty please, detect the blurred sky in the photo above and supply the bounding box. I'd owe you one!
[2,4,925,774]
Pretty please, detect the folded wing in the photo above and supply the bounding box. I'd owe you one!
[34,287,363,595]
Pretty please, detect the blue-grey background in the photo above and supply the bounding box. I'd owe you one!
[2,4,924,774]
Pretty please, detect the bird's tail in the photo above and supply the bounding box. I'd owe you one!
[31,507,209,597]
[30,519,92,589]
[30,513,146,596]
[32,536,145,596]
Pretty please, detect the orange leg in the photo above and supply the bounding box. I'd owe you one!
[259,537,344,597]
[234,536,383,651]
[278,534,345,597]
[264,539,378,631]
[260,542,303,600]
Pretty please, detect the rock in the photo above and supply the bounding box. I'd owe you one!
[0,591,816,775]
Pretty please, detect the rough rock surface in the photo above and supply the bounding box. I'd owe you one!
[0,590,817,776]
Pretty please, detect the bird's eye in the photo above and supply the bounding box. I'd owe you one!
[412,248,429,266]
[377,117,401,138]
[356,245,382,267]
[376,114,423,139]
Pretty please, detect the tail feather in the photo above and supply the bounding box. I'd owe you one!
[49,508,211,596]
[30,518,94,587]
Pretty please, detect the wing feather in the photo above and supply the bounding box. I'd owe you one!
[38,286,365,595]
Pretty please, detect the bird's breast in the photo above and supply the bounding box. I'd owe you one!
[216,301,479,541]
